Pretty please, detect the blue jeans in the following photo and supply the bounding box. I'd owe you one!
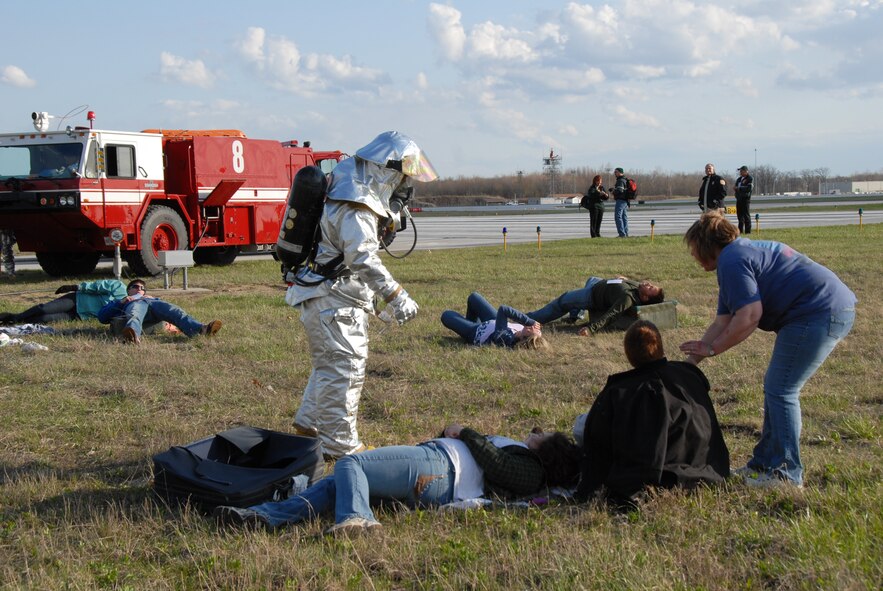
[528,277,602,324]
[123,298,203,337]
[749,308,855,485]
[441,292,496,342]
[614,200,629,237]
[249,443,455,528]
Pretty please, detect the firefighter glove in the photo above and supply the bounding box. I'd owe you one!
[385,288,419,325]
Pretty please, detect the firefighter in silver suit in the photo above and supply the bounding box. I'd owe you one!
[285,131,438,458]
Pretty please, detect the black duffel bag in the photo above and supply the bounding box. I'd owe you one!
[152,425,324,510]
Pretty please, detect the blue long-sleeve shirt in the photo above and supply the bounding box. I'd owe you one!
[474,305,535,348]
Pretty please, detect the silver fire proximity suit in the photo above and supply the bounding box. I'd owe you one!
[285,131,437,458]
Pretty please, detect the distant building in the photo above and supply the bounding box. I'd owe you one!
[825,180,883,194]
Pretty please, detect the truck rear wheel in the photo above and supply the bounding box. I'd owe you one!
[35,252,101,277]
[127,205,188,276]
[193,246,240,266]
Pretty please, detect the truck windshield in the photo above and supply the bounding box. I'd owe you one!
[0,142,85,179]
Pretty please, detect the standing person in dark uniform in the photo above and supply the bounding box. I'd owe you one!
[583,175,609,238]
[734,165,754,233]
[698,163,727,212]
[612,167,629,237]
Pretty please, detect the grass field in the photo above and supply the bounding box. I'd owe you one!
[1,223,881,590]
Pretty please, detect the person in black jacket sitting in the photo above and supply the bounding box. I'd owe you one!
[574,320,730,505]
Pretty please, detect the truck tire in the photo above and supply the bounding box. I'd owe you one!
[35,252,101,277]
[127,205,188,276]
[193,246,240,266]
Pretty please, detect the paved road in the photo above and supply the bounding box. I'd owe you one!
[401,205,881,251]
[13,201,881,271]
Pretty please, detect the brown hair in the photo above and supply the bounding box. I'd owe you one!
[127,279,146,291]
[515,334,550,351]
[644,286,665,305]
[683,211,739,265]
[592,175,602,185]
[534,432,582,487]
[623,320,664,368]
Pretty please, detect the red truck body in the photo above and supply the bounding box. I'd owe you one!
[0,119,343,276]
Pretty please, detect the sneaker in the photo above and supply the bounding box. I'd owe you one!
[213,505,271,529]
[122,326,141,345]
[324,516,383,538]
[730,465,760,479]
[201,320,223,336]
[743,471,803,490]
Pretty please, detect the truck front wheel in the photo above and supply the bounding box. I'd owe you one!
[127,205,188,276]
[36,252,101,277]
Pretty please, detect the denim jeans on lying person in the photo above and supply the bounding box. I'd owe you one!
[749,307,855,485]
[440,291,498,342]
[527,277,602,324]
[124,298,204,337]
[248,442,456,529]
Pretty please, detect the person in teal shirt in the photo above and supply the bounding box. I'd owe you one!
[0,280,126,324]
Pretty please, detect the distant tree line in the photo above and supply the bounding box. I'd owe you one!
[413,164,883,206]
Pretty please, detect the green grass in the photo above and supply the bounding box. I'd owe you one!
[1,223,881,590]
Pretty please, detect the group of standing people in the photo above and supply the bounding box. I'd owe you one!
[581,167,633,238]
[581,163,756,238]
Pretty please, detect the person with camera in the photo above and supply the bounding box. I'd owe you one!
[581,175,609,238]
[214,423,581,534]
[284,132,438,460]
[0,279,127,325]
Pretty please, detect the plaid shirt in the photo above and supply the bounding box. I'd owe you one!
[458,428,545,498]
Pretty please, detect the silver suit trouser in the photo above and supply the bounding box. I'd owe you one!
[295,294,369,458]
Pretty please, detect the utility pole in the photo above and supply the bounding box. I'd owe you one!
[516,170,523,204]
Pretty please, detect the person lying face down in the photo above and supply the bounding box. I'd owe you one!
[574,320,730,504]
[214,423,582,535]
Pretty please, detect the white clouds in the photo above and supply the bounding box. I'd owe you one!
[2,65,36,88]
[416,72,429,90]
[428,4,466,61]
[612,105,661,128]
[470,21,538,62]
[630,65,665,79]
[234,27,389,95]
[160,52,215,88]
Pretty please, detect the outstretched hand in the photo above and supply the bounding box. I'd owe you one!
[443,424,464,439]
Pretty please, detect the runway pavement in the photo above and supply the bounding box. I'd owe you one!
[12,201,881,271]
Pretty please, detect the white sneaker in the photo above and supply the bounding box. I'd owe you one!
[325,516,383,537]
[731,465,760,479]
[743,471,803,490]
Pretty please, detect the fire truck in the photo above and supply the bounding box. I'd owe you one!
[0,111,344,276]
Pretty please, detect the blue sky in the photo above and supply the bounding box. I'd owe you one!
[3,1,881,179]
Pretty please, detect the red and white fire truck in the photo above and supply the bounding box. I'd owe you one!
[0,111,344,276]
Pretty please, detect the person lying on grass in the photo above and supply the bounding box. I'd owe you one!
[573,320,730,506]
[214,423,581,536]
[441,291,548,350]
